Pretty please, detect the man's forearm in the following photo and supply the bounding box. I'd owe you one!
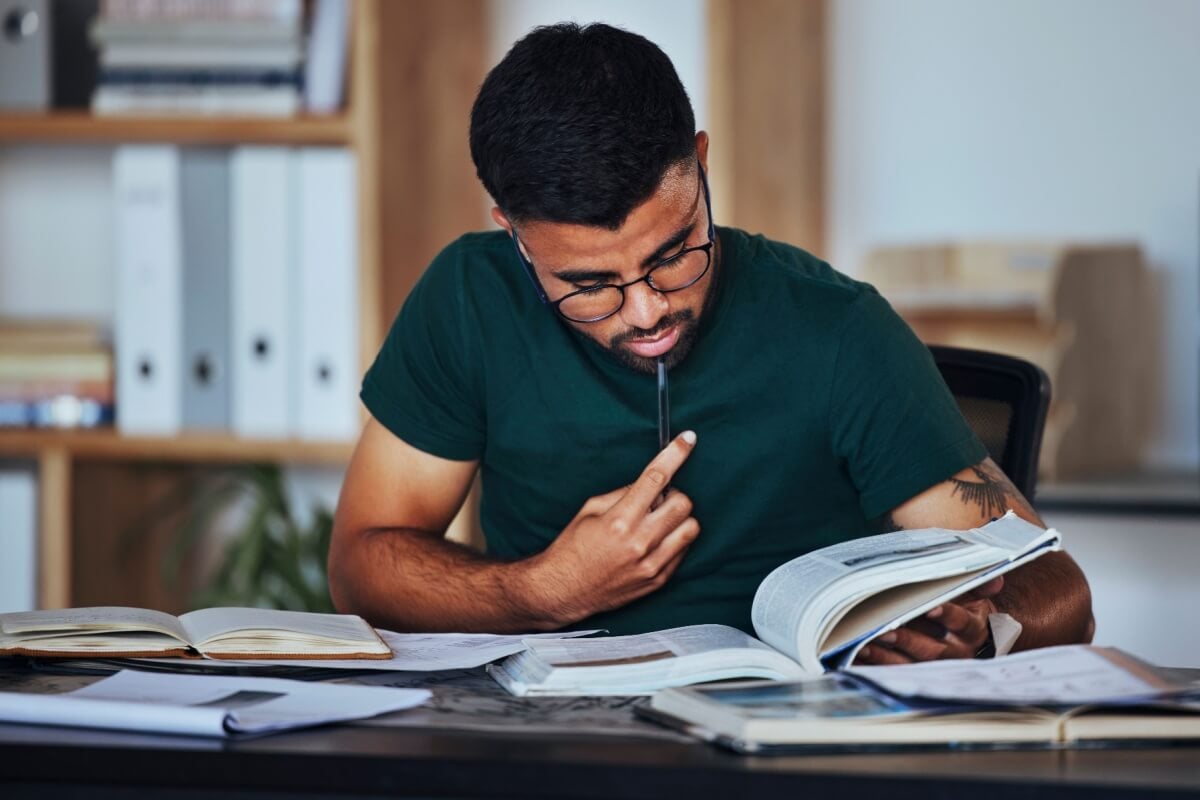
[994,550,1095,651]
[329,527,563,634]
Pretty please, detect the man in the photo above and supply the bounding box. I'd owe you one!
[329,23,1093,663]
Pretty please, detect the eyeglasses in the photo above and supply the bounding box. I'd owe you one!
[510,161,716,324]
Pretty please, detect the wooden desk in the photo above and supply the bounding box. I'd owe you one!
[3,662,1200,799]
[3,708,1200,798]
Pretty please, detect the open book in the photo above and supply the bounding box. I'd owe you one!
[490,512,1059,695]
[0,607,392,660]
[642,645,1200,753]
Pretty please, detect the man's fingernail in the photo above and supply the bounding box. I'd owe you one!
[681,430,697,444]
[880,632,897,644]
[927,606,943,619]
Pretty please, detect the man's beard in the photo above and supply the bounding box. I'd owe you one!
[606,310,701,374]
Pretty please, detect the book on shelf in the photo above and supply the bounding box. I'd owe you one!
[99,66,303,87]
[0,606,392,660]
[100,0,303,25]
[489,512,1060,696]
[91,18,302,44]
[93,80,300,115]
[0,396,114,428]
[89,0,308,117]
[0,320,114,429]
[100,40,304,69]
[640,645,1200,754]
[304,0,349,113]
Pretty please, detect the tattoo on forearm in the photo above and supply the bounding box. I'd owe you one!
[950,466,1012,519]
[879,514,904,533]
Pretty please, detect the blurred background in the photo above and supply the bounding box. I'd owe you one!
[0,0,1196,664]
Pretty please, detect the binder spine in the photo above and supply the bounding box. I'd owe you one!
[113,145,183,436]
[180,148,232,431]
[295,147,359,442]
[230,146,293,438]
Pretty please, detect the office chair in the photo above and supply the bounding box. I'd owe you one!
[928,345,1051,501]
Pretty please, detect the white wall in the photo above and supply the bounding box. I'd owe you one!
[830,0,1200,469]
[488,0,708,131]
[1044,511,1200,667]
[0,146,113,319]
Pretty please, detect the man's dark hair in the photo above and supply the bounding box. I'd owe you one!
[470,22,696,230]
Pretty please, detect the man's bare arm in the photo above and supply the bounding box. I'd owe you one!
[858,457,1094,664]
[328,418,700,633]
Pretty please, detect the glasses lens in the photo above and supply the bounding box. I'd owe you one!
[558,286,625,322]
[649,248,711,292]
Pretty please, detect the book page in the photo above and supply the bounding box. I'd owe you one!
[821,539,1059,667]
[750,514,1058,672]
[750,530,979,667]
[0,606,189,643]
[848,645,1183,705]
[523,625,778,667]
[491,625,808,696]
[179,608,380,650]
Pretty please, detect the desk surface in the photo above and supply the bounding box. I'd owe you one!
[4,718,1200,800]
[1037,469,1200,516]
[3,668,1200,800]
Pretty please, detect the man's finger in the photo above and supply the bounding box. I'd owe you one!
[874,628,949,662]
[643,488,693,531]
[643,527,700,585]
[641,517,700,576]
[927,600,989,644]
[616,431,697,517]
[963,576,1005,600]
[855,645,913,666]
[581,485,631,517]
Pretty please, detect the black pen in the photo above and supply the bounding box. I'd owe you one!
[657,356,670,451]
[657,356,670,504]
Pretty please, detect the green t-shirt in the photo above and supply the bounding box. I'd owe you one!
[362,227,986,635]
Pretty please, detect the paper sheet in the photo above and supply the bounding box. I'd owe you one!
[848,644,1180,705]
[0,669,429,737]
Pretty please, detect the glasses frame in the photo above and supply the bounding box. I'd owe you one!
[509,160,716,324]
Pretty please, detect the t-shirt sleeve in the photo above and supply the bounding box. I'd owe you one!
[360,246,485,461]
[829,289,987,519]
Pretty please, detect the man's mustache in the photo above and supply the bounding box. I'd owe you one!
[609,310,695,348]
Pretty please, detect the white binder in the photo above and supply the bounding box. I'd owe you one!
[113,145,183,436]
[0,0,50,110]
[230,147,294,439]
[294,148,359,441]
[180,149,232,432]
[0,466,37,612]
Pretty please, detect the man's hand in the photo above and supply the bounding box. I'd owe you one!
[522,431,701,626]
[854,576,1004,665]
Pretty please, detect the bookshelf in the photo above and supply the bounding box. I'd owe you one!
[0,112,352,146]
[0,429,354,464]
[0,0,489,611]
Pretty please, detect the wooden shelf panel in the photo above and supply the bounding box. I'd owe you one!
[0,429,353,464]
[0,112,352,146]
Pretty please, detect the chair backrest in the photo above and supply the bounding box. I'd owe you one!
[928,345,1051,500]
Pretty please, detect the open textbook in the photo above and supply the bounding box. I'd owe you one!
[0,607,391,660]
[642,645,1200,753]
[0,670,429,738]
[490,512,1059,696]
